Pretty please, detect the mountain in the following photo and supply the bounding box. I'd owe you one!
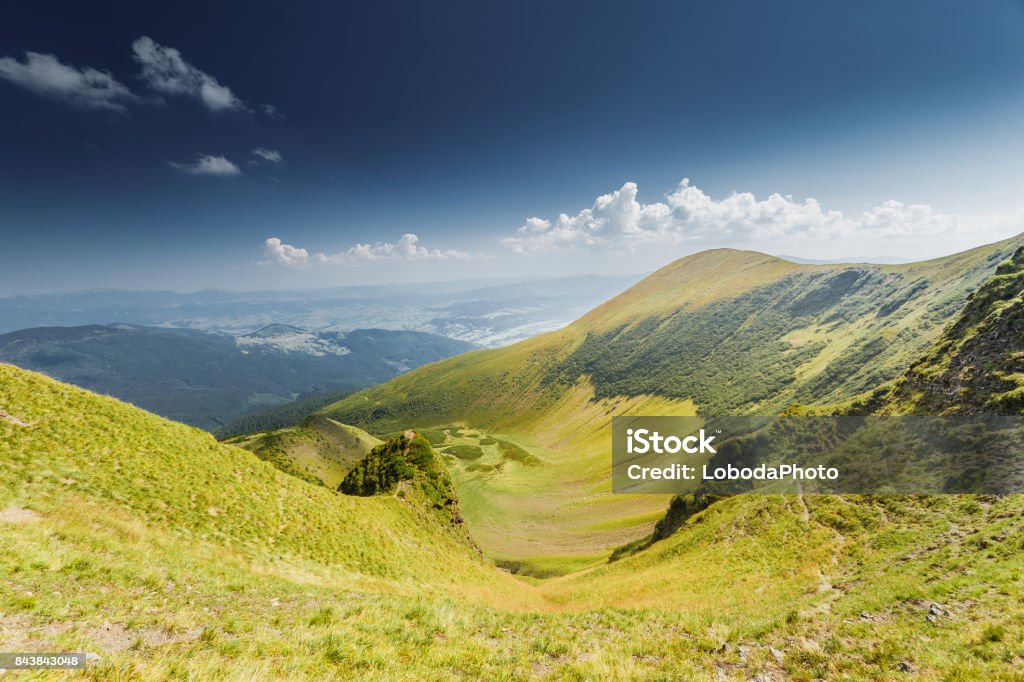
[3,363,1022,679]
[881,246,1024,415]
[625,243,1024,565]
[0,324,473,430]
[0,275,638,348]
[318,236,1024,565]
[223,415,381,488]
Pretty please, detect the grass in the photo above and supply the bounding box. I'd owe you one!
[443,445,484,460]
[884,246,1024,415]
[0,365,513,593]
[224,416,380,488]
[2,365,1024,678]
[495,553,608,579]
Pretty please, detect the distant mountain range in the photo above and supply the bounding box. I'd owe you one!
[0,275,639,348]
[0,323,473,430]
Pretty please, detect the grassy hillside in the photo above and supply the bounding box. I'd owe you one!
[0,364,506,591]
[224,415,381,488]
[882,246,1024,415]
[623,243,1024,570]
[320,237,1023,562]
[3,364,1023,679]
[0,324,474,430]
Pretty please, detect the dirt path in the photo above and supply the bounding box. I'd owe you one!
[795,482,810,522]
[0,408,31,427]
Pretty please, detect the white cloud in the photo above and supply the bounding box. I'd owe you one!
[501,179,1017,254]
[132,36,243,112]
[0,51,137,112]
[170,154,242,176]
[264,237,310,267]
[260,103,285,121]
[264,234,472,267]
[251,147,283,164]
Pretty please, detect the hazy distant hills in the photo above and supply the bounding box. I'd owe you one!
[0,323,473,430]
[0,275,638,348]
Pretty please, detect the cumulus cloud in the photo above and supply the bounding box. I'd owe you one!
[170,154,242,176]
[251,147,283,164]
[502,179,1013,254]
[263,234,471,267]
[0,51,137,112]
[264,237,310,267]
[132,36,243,112]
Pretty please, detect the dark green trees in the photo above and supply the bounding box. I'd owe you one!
[339,432,465,528]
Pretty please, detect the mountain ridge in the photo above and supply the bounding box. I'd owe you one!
[318,234,1024,561]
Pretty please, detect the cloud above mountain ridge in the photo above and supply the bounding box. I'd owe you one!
[264,234,472,267]
[502,179,1019,254]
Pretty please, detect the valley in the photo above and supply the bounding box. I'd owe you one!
[320,237,1024,562]
[2,361,1022,679]
[2,240,1024,679]
[6,6,1022,679]
[0,275,637,348]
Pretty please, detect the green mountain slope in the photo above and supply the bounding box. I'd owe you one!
[628,248,1024,562]
[3,363,1023,679]
[224,416,381,488]
[0,364,496,588]
[883,246,1024,415]
[320,236,1023,562]
[564,246,1024,673]
[0,324,474,431]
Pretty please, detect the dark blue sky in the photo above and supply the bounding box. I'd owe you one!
[3,1,1024,294]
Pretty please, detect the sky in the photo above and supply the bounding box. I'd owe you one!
[3,0,1024,295]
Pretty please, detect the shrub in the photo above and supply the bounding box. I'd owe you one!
[443,445,483,460]
[338,434,464,527]
[338,437,417,495]
[495,440,540,466]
